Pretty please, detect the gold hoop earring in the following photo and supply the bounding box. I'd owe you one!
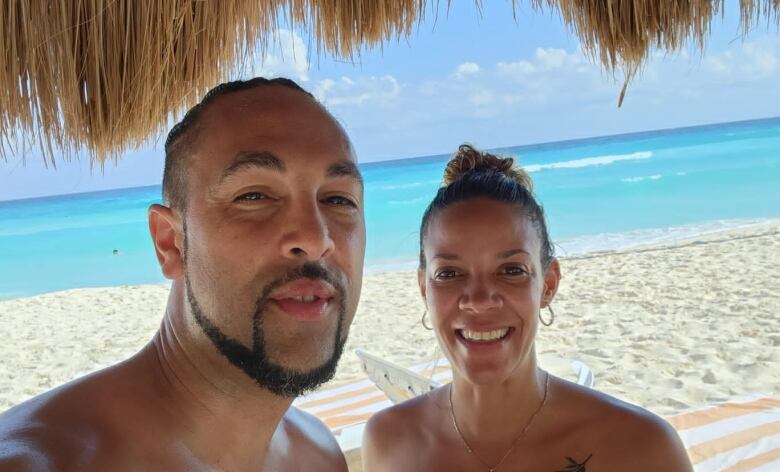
[539,305,554,327]
[421,309,433,330]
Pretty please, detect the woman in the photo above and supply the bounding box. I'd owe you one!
[362,145,692,471]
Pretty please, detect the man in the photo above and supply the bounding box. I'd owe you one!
[0,77,365,471]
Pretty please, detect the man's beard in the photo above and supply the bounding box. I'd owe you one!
[184,262,348,398]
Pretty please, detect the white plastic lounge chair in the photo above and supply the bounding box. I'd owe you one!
[353,349,438,403]
[354,348,596,404]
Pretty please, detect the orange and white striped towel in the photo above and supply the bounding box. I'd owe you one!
[668,396,780,471]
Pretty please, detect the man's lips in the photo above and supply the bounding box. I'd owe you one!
[270,278,334,300]
[270,279,335,321]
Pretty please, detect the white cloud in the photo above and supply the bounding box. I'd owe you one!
[469,90,494,106]
[314,75,401,107]
[493,47,609,105]
[254,30,310,81]
[496,60,536,75]
[744,42,779,77]
[534,47,583,69]
[702,37,780,80]
[496,47,589,79]
[704,55,729,73]
[454,62,481,79]
[308,35,780,162]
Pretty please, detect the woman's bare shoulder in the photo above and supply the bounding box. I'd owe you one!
[362,387,446,471]
[550,377,692,471]
[365,387,443,437]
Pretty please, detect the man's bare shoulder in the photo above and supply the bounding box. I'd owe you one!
[0,370,124,472]
[551,378,692,471]
[276,407,347,471]
[0,436,52,472]
[0,392,90,471]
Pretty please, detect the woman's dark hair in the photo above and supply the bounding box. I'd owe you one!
[419,144,554,269]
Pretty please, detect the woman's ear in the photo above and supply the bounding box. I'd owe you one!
[148,204,185,280]
[541,258,561,308]
[417,268,427,303]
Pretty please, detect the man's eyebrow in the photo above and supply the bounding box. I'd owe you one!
[219,152,285,183]
[498,248,530,258]
[327,160,364,187]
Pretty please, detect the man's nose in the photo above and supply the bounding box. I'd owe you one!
[458,276,503,314]
[280,199,335,261]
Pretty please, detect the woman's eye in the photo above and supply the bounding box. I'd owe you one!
[325,195,357,208]
[434,269,459,280]
[503,266,529,276]
[235,192,267,202]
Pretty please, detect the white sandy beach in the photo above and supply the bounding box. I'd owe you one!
[1,222,778,418]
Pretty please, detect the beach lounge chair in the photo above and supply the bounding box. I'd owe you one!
[353,349,439,403]
[293,356,452,450]
[295,388,779,471]
[292,351,596,469]
[354,348,596,404]
[295,354,777,471]
[667,395,780,471]
[291,354,457,468]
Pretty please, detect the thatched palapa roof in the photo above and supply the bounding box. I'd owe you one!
[1,0,778,164]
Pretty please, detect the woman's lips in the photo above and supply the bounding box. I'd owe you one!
[455,327,514,349]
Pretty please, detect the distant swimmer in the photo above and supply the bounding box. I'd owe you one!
[112,249,119,255]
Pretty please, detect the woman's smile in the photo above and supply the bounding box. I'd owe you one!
[455,326,516,351]
[458,327,511,342]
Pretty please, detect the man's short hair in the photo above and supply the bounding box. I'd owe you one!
[162,77,314,210]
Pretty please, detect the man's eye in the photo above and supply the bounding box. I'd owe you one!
[235,192,267,202]
[325,196,357,207]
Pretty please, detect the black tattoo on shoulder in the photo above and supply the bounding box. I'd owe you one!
[556,454,593,472]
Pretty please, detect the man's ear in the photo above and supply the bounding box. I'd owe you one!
[541,258,561,308]
[148,204,185,280]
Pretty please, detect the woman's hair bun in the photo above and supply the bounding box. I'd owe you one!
[442,144,534,192]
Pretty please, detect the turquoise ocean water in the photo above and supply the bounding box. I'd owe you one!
[1,117,779,299]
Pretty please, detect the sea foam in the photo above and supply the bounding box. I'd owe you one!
[524,151,653,172]
[620,174,663,183]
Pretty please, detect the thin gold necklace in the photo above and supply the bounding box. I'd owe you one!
[448,371,550,472]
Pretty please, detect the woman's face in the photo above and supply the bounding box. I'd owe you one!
[419,198,560,385]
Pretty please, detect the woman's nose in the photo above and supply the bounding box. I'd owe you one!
[458,278,502,314]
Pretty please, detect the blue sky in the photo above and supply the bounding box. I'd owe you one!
[1,0,779,201]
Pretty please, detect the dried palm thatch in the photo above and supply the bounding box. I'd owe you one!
[536,0,779,105]
[1,0,778,164]
[0,0,422,165]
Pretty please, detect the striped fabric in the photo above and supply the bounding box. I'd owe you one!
[295,362,779,471]
[293,357,452,433]
[668,396,780,471]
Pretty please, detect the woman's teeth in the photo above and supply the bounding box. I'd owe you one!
[460,328,510,342]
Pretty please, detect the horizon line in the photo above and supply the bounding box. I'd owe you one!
[2,114,778,204]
